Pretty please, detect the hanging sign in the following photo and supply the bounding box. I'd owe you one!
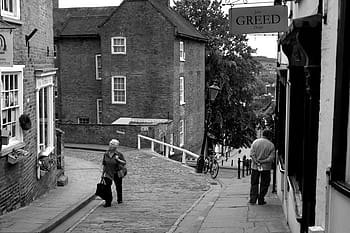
[229,5,288,34]
[0,29,13,67]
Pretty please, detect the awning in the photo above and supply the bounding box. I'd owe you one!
[112,117,172,126]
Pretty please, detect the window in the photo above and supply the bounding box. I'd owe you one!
[0,68,23,147]
[78,117,89,124]
[112,76,126,104]
[1,0,20,20]
[36,73,55,156]
[179,76,185,105]
[180,41,185,61]
[97,99,102,124]
[179,120,185,147]
[95,54,102,80]
[111,37,126,54]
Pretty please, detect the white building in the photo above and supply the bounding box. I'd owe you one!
[275,0,350,232]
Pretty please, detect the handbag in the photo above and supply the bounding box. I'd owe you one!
[117,165,127,178]
[95,176,109,200]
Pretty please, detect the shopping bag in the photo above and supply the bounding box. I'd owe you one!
[95,178,109,200]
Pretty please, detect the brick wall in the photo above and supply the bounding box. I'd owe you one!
[173,39,205,154]
[57,38,102,123]
[59,123,156,148]
[100,0,175,123]
[0,0,56,215]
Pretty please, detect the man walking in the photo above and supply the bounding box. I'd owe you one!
[248,129,275,205]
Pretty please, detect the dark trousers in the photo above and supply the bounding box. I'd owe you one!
[249,169,271,203]
[103,174,123,204]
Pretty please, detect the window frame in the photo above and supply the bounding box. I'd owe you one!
[1,0,20,20]
[95,54,102,80]
[179,119,185,147]
[180,41,185,61]
[78,117,89,124]
[330,0,350,198]
[35,70,55,157]
[111,37,126,55]
[179,76,185,105]
[97,98,102,124]
[111,76,126,104]
[0,65,24,151]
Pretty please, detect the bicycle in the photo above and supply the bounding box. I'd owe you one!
[203,152,220,179]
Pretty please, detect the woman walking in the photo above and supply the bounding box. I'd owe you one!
[102,139,126,207]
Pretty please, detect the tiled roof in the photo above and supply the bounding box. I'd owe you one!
[54,7,117,37]
[60,16,108,37]
[148,0,206,42]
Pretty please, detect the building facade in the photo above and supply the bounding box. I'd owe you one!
[0,0,57,215]
[275,0,350,232]
[54,0,206,153]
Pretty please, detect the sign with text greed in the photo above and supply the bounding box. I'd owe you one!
[229,5,288,34]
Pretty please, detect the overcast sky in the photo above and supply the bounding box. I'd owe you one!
[58,0,277,58]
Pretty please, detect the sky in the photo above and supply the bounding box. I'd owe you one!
[59,0,277,58]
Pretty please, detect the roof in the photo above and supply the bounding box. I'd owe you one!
[54,7,117,38]
[60,16,108,37]
[54,1,206,42]
[112,117,172,126]
[148,0,207,42]
[99,0,207,42]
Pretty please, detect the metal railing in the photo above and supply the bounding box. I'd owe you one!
[137,134,199,164]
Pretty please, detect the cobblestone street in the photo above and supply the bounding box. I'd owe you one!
[65,148,211,233]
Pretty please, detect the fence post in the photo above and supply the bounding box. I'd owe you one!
[151,141,154,151]
[222,160,224,166]
[238,158,241,179]
[182,151,186,164]
[138,135,141,150]
[165,146,169,158]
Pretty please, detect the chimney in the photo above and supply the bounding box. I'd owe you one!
[53,0,59,8]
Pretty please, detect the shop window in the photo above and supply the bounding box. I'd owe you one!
[0,67,23,148]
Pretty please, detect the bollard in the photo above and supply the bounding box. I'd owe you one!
[222,160,224,166]
[242,156,246,178]
[231,160,233,167]
[238,158,241,179]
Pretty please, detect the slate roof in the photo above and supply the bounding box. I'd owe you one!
[54,7,117,38]
[54,0,206,42]
[148,0,206,41]
[60,16,108,37]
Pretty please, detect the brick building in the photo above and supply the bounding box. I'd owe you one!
[54,0,206,153]
[0,0,57,215]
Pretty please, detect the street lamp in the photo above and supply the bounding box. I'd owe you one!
[209,82,220,102]
[196,80,221,173]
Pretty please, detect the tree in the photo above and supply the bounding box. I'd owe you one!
[174,0,260,148]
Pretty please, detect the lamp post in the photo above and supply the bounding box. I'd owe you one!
[197,81,221,173]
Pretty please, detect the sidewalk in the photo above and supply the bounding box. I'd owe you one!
[0,144,290,233]
[0,154,101,233]
[172,176,291,233]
